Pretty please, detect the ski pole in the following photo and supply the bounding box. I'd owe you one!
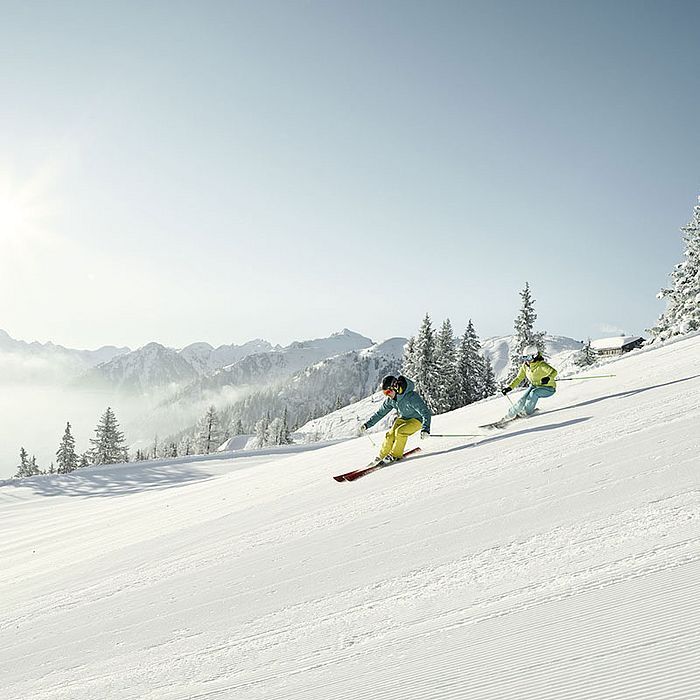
[503,389,526,418]
[429,433,487,438]
[557,375,616,381]
[357,417,377,447]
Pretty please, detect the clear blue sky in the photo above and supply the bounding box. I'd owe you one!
[0,0,698,349]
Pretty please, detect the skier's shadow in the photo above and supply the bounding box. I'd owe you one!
[429,417,593,456]
[543,375,700,415]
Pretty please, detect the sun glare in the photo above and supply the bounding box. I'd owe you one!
[0,195,30,237]
[0,166,55,244]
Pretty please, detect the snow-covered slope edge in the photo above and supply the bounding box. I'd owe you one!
[1,335,698,700]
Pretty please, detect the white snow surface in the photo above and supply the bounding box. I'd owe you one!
[298,390,395,441]
[1,335,699,700]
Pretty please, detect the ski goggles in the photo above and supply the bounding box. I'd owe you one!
[382,388,395,396]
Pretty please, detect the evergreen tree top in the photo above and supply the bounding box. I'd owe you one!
[650,193,700,341]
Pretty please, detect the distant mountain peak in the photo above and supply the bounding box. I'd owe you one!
[181,341,215,353]
[331,328,368,339]
[139,342,170,353]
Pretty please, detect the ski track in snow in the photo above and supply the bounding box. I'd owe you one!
[1,336,699,699]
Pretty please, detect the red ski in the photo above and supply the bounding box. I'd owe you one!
[333,447,422,482]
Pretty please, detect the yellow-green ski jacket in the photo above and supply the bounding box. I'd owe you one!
[509,359,558,390]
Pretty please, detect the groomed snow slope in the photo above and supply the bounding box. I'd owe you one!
[1,336,699,700]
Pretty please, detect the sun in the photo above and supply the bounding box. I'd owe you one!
[0,165,60,250]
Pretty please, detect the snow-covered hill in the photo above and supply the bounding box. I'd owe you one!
[1,334,698,699]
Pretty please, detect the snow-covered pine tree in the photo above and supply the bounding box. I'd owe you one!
[155,442,172,459]
[455,319,487,406]
[254,411,271,448]
[79,454,90,469]
[281,407,292,444]
[433,319,459,413]
[28,455,41,476]
[178,435,194,456]
[413,313,440,411]
[14,447,31,478]
[507,282,546,382]
[455,331,471,408]
[575,338,598,367]
[650,195,700,341]
[267,418,283,446]
[56,422,79,474]
[89,407,128,465]
[401,336,418,379]
[197,406,221,454]
[233,418,245,436]
[482,354,497,398]
[267,410,293,446]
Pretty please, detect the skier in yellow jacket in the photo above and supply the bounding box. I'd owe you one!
[501,344,557,421]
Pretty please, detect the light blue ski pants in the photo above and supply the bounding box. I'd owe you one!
[507,385,555,419]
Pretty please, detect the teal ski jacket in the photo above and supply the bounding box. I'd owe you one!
[364,377,432,432]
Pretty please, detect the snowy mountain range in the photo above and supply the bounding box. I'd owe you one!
[178,339,275,375]
[78,342,199,393]
[1,325,583,397]
[0,328,128,383]
[78,338,276,393]
[162,329,375,406]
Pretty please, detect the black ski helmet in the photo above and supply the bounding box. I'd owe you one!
[381,375,397,391]
[395,375,408,394]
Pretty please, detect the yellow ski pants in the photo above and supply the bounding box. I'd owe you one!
[379,418,422,459]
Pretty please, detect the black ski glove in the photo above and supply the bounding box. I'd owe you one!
[501,386,512,395]
[541,376,550,385]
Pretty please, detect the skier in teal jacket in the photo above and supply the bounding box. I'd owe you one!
[359,375,432,464]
